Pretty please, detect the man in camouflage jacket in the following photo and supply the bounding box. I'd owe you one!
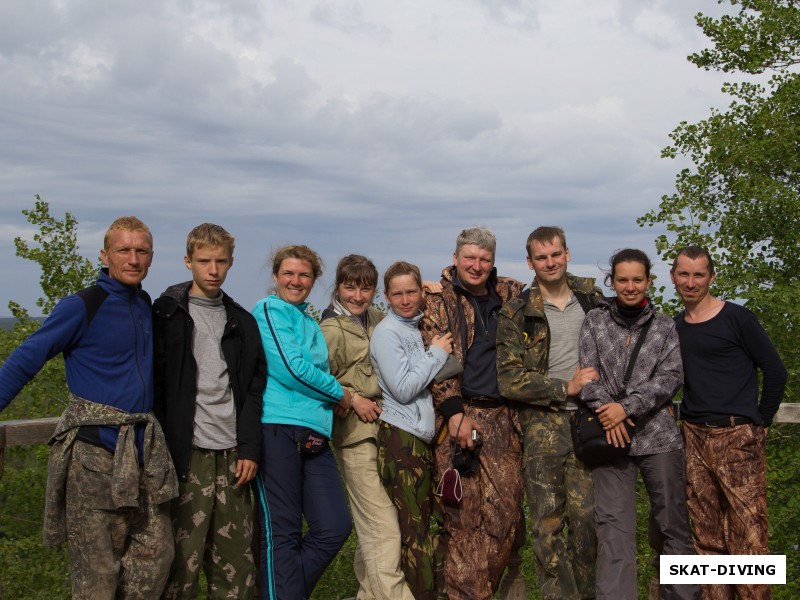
[420,226,525,600]
[496,226,601,600]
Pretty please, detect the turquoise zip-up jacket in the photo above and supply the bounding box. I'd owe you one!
[253,295,343,437]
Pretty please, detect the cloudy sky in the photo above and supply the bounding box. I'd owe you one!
[0,0,731,315]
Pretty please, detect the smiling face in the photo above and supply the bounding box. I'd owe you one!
[337,281,376,317]
[612,260,651,308]
[386,274,423,319]
[185,244,232,298]
[670,254,716,306]
[100,229,153,287]
[527,237,569,286]
[274,257,315,305]
[453,244,494,295]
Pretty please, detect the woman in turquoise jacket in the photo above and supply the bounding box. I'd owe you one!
[253,244,352,600]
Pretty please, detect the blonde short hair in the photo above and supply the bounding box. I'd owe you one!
[104,216,152,250]
[186,223,235,257]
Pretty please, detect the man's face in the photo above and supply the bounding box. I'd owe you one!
[527,237,569,285]
[100,229,153,287]
[453,244,494,295]
[670,255,715,304]
[185,245,233,298]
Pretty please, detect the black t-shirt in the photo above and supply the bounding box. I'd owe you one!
[674,302,786,425]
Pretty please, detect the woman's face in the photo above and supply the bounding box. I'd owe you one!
[612,260,651,309]
[274,258,315,305]
[386,274,423,319]
[337,281,376,317]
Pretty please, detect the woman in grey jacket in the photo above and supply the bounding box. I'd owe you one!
[578,249,697,600]
[370,261,453,600]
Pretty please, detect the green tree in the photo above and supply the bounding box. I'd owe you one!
[638,0,799,380]
[639,2,799,595]
[0,198,97,599]
[9,195,97,320]
[0,197,98,419]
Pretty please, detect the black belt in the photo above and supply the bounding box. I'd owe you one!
[465,396,504,409]
[689,416,753,428]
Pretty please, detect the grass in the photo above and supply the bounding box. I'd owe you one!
[1,432,798,598]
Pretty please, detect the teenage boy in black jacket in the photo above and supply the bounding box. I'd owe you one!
[153,223,266,600]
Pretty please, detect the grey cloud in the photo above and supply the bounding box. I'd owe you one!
[0,1,729,316]
[471,0,541,30]
[310,2,391,40]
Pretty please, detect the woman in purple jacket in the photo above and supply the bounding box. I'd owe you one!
[578,249,697,600]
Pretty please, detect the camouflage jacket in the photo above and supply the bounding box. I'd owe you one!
[44,394,178,546]
[420,266,525,421]
[496,273,602,410]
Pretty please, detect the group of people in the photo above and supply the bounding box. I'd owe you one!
[0,217,787,600]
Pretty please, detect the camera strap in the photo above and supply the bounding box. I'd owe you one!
[619,317,653,395]
[448,413,466,461]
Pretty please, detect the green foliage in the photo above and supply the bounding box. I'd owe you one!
[0,536,70,599]
[11,195,97,319]
[0,445,69,599]
[0,199,99,597]
[639,0,800,392]
[639,1,800,593]
[765,424,800,598]
[0,198,98,420]
[691,0,800,74]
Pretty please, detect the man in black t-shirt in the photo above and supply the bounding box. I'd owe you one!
[671,245,786,600]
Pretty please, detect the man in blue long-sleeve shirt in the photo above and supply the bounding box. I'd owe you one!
[0,216,177,599]
[671,245,786,600]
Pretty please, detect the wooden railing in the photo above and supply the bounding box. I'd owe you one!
[1,404,798,600]
[0,416,59,478]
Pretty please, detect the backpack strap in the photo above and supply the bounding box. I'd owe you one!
[75,285,109,329]
[575,291,597,314]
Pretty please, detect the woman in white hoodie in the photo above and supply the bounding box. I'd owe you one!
[370,261,453,600]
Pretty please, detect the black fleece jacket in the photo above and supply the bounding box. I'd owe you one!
[152,282,266,481]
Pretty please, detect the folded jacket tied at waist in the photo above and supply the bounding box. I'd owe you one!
[43,393,178,546]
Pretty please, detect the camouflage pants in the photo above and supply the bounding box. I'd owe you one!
[65,439,174,599]
[377,421,444,600]
[162,447,255,600]
[434,404,523,600]
[683,421,770,600]
[520,407,596,600]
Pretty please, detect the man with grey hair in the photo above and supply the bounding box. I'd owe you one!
[497,226,601,600]
[421,226,526,600]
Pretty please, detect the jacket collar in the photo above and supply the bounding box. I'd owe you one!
[157,281,240,317]
[97,268,144,299]
[525,272,598,316]
[605,296,655,328]
[320,303,381,335]
[388,307,424,326]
